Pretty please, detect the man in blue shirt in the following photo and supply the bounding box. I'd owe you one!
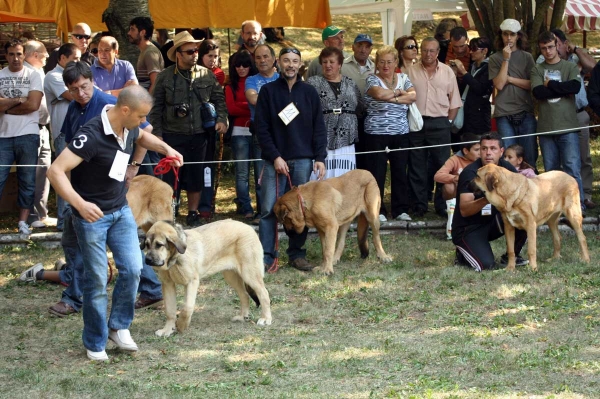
[43,61,163,317]
[90,36,137,96]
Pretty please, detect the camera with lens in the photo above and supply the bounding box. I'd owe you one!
[174,103,190,118]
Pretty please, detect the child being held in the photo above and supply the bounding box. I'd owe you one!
[504,144,536,178]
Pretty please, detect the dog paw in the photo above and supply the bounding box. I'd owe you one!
[176,317,190,332]
[379,254,393,263]
[231,315,251,322]
[257,318,272,326]
[155,327,175,337]
[316,266,334,276]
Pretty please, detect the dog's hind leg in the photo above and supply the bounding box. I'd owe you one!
[546,213,562,261]
[564,204,590,263]
[243,277,272,326]
[223,270,251,322]
[333,222,351,265]
[357,214,369,259]
[363,213,392,264]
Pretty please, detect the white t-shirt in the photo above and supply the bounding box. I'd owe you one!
[24,61,49,125]
[44,65,71,140]
[0,66,43,138]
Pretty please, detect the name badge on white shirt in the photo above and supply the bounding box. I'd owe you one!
[481,203,492,216]
[108,150,130,182]
[278,102,300,125]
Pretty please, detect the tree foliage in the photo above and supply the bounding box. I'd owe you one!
[464,0,567,51]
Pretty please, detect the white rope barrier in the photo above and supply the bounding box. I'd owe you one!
[2,123,600,168]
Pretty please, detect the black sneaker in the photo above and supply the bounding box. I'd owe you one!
[499,254,529,267]
[186,211,201,227]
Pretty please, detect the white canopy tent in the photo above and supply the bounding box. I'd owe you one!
[329,0,467,45]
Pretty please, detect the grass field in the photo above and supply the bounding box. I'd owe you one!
[1,12,600,398]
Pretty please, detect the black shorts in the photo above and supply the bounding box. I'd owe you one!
[162,133,208,192]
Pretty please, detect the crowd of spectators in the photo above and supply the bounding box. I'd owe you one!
[5,15,600,360]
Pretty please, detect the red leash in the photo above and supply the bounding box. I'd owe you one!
[153,157,181,191]
[153,157,181,223]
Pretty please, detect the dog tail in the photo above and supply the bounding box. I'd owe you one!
[245,284,261,308]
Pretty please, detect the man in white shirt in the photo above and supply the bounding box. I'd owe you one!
[0,39,44,235]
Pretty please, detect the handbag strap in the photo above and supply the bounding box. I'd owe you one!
[462,63,484,101]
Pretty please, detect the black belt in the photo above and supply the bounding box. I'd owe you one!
[323,109,355,115]
[576,108,585,113]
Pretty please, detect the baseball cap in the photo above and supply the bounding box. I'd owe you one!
[499,19,521,33]
[354,34,373,44]
[322,25,345,41]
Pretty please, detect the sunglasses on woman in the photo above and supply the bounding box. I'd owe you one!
[403,44,417,50]
[91,48,99,55]
[72,34,91,40]
[235,62,251,68]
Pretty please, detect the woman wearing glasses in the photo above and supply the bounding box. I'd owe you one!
[363,46,416,222]
[225,51,262,224]
[307,47,362,179]
[451,37,494,135]
[198,39,224,86]
[394,36,419,72]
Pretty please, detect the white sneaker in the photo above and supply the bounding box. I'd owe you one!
[19,263,44,282]
[108,329,138,351]
[31,220,47,228]
[18,221,31,235]
[87,349,109,361]
[395,213,412,221]
[379,214,388,222]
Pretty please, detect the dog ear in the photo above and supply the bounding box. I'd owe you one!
[167,224,187,254]
[140,235,148,250]
[485,172,498,192]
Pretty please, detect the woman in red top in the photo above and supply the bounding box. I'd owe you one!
[225,50,261,223]
[198,39,225,85]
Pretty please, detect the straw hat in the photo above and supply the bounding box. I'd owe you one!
[167,31,201,62]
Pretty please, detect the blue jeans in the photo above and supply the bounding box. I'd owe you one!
[138,255,162,300]
[54,133,67,230]
[59,206,84,311]
[259,159,312,266]
[232,135,263,214]
[539,132,584,203]
[72,205,142,352]
[496,113,538,167]
[0,134,39,210]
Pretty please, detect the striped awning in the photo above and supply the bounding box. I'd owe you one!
[564,0,600,31]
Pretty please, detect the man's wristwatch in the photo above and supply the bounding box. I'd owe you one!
[573,46,580,53]
[130,160,141,167]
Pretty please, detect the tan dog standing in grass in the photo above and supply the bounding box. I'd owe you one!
[273,169,392,275]
[142,220,272,337]
[472,163,590,271]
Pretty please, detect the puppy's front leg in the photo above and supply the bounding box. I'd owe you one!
[317,224,337,275]
[156,280,177,337]
[176,278,200,333]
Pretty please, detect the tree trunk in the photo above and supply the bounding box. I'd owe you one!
[503,0,516,20]
[102,0,150,66]
[550,0,568,29]
[465,0,488,38]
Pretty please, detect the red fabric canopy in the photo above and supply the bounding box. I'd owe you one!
[564,0,600,32]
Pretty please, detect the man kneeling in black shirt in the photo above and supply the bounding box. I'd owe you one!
[452,132,528,271]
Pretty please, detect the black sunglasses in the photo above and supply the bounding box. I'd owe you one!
[235,61,251,68]
[91,48,98,54]
[403,44,418,50]
[178,49,199,55]
[72,34,91,40]
[279,47,301,57]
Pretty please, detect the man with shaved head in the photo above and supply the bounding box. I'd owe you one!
[47,85,183,361]
[45,22,94,73]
